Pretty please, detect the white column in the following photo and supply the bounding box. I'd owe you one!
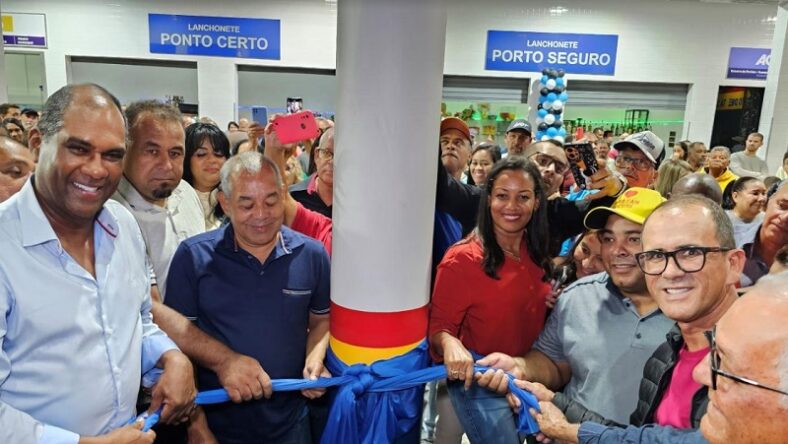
[197,59,237,126]
[332,0,446,320]
[759,3,788,170]
[682,82,718,143]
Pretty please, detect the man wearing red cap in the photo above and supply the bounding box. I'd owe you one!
[439,117,472,182]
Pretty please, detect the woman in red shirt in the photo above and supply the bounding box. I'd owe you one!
[429,157,552,444]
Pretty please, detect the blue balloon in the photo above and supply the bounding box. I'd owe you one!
[559,92,569,102]
[547,127,558,137]
[541,75,548,84]
[535,131,544,140]
[547,92,557,102]
[558,128,567,137]
[538,108,548,118]
[539,95,547,103]
[556,77,565,87]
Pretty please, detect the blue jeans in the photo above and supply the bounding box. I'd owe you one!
[447,380,522,444]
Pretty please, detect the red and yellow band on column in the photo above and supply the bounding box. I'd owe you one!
[329,302,429,365]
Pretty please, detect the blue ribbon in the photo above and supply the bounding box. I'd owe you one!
[130,341,541,441]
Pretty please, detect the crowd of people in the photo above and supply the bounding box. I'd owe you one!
[0,85,786,444]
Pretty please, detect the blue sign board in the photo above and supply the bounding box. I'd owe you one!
[485,30,618,75]
[149,14,280,60]
[727,47,770,80]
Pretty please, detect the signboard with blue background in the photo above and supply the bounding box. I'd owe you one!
[149,14,280,60]
[486,30,618,76]
[727,47,770,80]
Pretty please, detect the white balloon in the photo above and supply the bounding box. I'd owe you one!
[553,135,565,144]
[535,118,544,125]
[546,79,557,90]
[543,101,553,110]
[541,135,550,141]
[544,114,556,125]
[552,100,563,111]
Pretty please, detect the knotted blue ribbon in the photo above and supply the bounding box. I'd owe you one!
[130,341,541,441]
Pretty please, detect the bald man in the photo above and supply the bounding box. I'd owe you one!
[671,173,723,204]
[0,136,35,202]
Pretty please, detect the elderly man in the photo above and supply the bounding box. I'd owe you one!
[704,146,738,191]
[439,117,472,182]
[2,83,195,443]
[611,131,665,189]
[503,195,745,442]
[0,136,35,202]
[521,272,788,444]
[478,188,674,424]
[111,100,205,301]
[729,132,769,179]
[740,180,788,286]
[290,127,334,218]
[165,152,331,443]
[503,119,532,158]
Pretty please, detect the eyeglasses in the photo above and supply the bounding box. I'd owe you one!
[530,153,568,175]
[704,326,788,396]
[316,148,334,160]
[615,155,654,172]
[635,246,732,276]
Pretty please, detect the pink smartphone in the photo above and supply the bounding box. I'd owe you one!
[272,111,320,145]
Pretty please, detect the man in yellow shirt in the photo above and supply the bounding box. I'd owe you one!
[706,146,738,192]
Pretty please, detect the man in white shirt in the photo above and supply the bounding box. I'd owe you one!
[111,101,205,301]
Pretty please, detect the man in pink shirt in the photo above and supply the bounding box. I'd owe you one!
[480,194,745,435]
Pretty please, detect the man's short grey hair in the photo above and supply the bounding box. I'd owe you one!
[645,194,736,249]
[37,83,125,142]
[219,151,283,197]
[710,146,731,158]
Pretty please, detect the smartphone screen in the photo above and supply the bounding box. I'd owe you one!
[286,97,303,114]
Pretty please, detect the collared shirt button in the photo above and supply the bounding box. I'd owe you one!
[635,333,642,339]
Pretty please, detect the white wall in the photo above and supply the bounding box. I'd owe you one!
[1,0,781,157]
[237,68,337,118]
[69,60,198,105]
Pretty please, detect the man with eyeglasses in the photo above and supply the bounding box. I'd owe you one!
[516,271,788,444]
[504,194,745,442]
[611,131,666,189]
[290,127,334,218]
[476,188,673,424]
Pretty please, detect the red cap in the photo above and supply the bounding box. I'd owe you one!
[440,117,471,142]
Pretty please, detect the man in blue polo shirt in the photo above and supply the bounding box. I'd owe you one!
[165,151,331,444]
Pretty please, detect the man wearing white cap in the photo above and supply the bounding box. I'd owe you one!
[613,131,666,189]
